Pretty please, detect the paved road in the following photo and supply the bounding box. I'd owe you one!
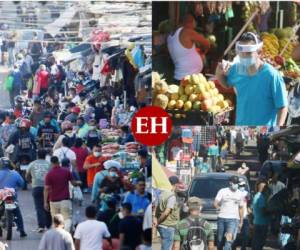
[0,66,11,109]
[2,188,89,250]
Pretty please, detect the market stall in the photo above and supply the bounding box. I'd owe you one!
[153,1,300,125]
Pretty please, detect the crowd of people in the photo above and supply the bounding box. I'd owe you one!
[154,167,289,250]
[153,126,297,250]
[0,21,152,249]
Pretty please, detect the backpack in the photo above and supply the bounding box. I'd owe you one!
[30,42,42,55]
[64,134,76,148]
[182,217,208,250]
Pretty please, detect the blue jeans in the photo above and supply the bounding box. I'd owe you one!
[14,206,25,234]
[217,218,239,250]
[252,224,268,250]
[157,226,175,250]
[233,218,249,250]
[32,187,52,228]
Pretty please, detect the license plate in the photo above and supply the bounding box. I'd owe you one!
[5,203,16,210]
[20,165,29,171]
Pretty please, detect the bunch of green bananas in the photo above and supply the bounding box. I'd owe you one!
[279,38,295,60]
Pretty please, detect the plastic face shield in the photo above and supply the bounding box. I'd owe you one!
[235,41,263,54]
[235,38,263,76]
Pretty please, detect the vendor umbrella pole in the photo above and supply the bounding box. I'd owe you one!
[223,8,259,57]
[124,90,127,110]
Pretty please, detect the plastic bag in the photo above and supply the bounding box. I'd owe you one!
[4,75,13,92]
[72,186,83,202]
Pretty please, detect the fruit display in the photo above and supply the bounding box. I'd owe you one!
[262,29,296,60]
[261,33,279,58]
[152,72,169,109]
[152,71,233,117]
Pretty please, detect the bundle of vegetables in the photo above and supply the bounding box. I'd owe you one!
[283,58,300,79]
[125,142,140,153]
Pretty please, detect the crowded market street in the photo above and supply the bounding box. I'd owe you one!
[153,126,300,250]
[0,1,152,250]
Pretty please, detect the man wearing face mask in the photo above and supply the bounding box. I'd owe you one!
[99,160,123,209]
[213,176,244,250]
[83,145,111,189]
[7,118,36,164]
[99,97,112,121]
[216,32,288,126]
[251,181,271,250]
[86,119,101,151]
[173,197,215,250]
[37,111,59,148]
[233,180,250,250]
[124,177,150,216]
[76,116,90,139]
[154,176,180,250]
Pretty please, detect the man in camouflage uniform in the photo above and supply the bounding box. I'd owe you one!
[154,176,180,250]
[172,197,215,250]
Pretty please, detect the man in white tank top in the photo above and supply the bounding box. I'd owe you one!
[167,14,210,81]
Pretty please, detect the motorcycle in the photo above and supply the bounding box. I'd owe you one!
[0,188,17,240]
[17,155,32,191]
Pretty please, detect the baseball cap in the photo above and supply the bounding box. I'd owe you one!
[187,196,202,209]
[239,179,246,186]
[169,176,179,185]
[229,176,239,184]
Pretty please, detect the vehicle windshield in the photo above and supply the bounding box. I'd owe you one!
[189,178,249,199]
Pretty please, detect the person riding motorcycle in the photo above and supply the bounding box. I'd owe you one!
[6,118,37,164]
[0,157,27,238]
[37,111,59,150]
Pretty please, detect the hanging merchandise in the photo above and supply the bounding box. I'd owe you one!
[181,128,193,144]
[90,29,110,51]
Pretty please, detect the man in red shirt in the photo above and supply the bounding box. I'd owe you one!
[36,64,49,96]
[83,144,111,188]
[44,156,81,232]
[71,138,89,192]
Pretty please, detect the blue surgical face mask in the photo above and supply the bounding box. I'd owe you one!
[230,183,239,191]
[109,172,118,177]
[239,56,256,67]
[239,186,245,192]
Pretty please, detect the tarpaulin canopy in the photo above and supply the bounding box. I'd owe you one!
[44,6,78,37]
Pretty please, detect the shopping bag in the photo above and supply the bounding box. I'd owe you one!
[27,78,33,91]
[4,75,13,92]
[72,186,83,202]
